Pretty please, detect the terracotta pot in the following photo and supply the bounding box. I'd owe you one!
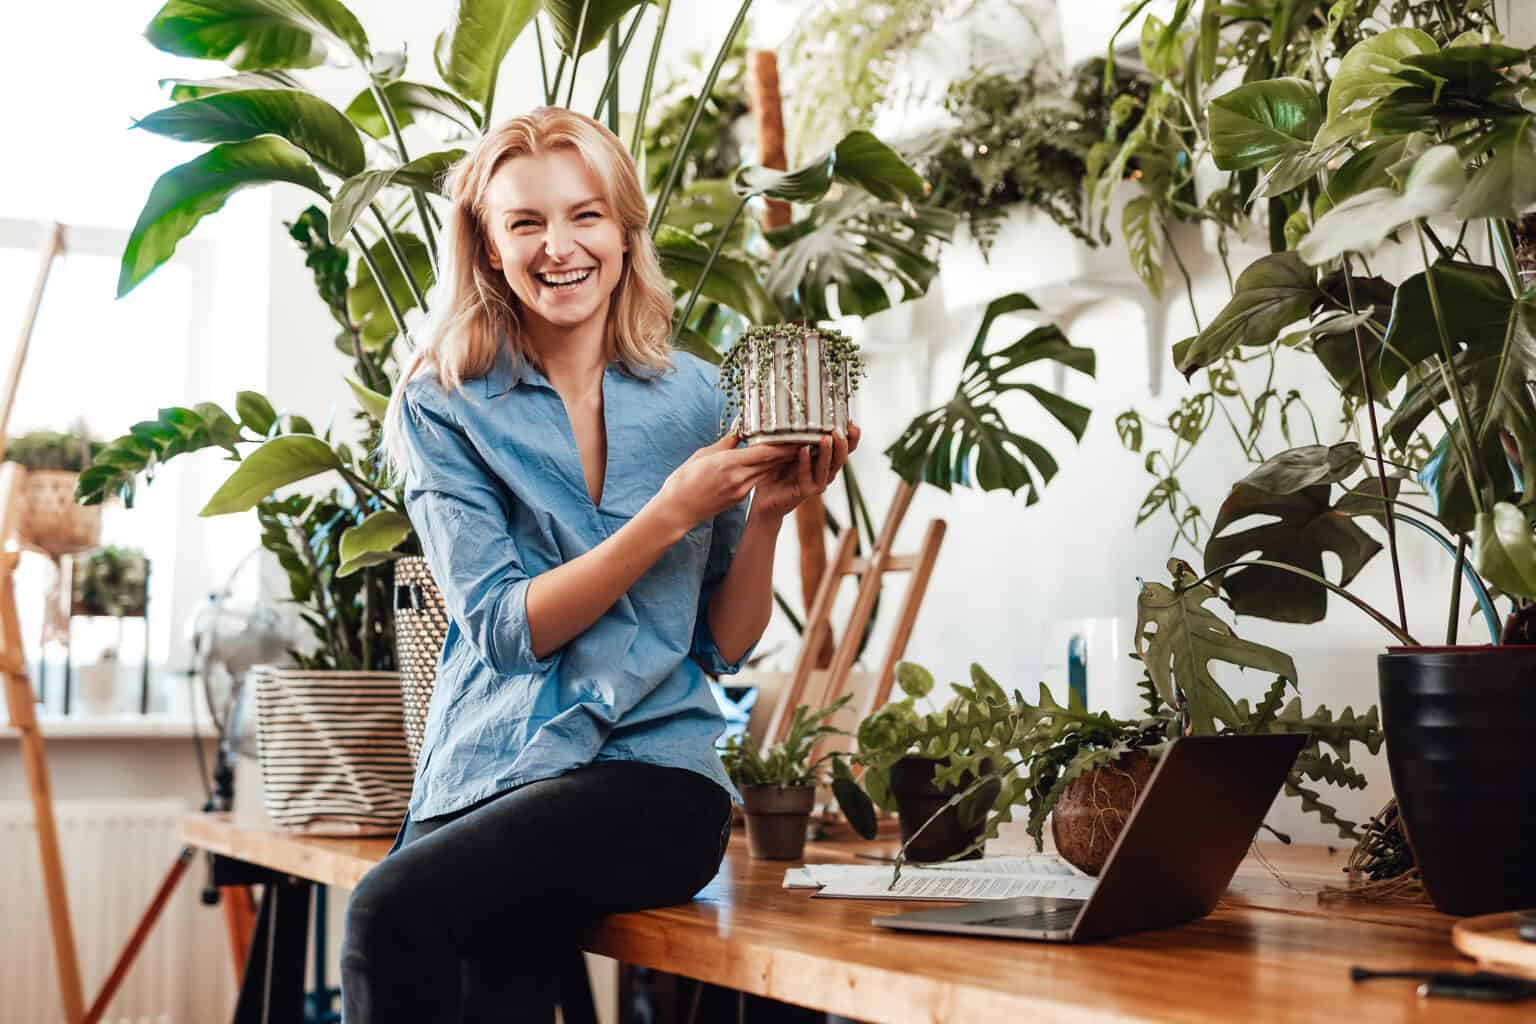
[889,756,990,863]
[1050,749,1157,876]
[741,784,815,860]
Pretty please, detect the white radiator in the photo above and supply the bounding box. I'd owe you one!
[0,800,237,1023]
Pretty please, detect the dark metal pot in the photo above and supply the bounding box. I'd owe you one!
[889,756,989,863]
[1378,646,1536,915]
[740,784,815,860]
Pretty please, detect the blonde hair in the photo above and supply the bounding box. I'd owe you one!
[382,107,674,473]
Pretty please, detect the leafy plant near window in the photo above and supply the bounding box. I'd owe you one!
[6,428,102,473]
[72,545,150,618]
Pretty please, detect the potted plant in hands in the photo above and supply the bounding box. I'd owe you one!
[722,696,852,860]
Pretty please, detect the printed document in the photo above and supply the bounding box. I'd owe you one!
[784,854,1097,902]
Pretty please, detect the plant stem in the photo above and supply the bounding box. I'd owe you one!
[1341,252,1407,635]
[1196,559,1418,645]
[669,195,750,346]
[367,80,439,269]
[535,16,553,106]
[630,0,671,156]
[349,227,413,349]
[550,52,569,107]
[1415,220,1489,514]
[1162,220,1201,331]
[337,464,406,514]
[369,204,429,314]
[1447,534,1465,645]
[596,10,646,123]
[566,0,592,109]
[649,0,753,233]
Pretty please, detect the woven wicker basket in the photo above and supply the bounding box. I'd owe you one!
[17,469,101,557]
[393,556,449,765]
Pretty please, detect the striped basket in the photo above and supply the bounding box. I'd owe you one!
[251,666,414,835]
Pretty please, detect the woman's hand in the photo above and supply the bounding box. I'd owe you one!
[652,430,797,535]
[748,424,861,522]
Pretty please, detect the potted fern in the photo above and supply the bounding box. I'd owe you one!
[721,696,852,860]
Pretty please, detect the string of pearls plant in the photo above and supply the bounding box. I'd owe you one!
[717,323,866,434]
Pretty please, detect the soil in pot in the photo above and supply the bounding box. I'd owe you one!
[1050,749,1156,876]
[889,756,991,863]
[741,784,815,860]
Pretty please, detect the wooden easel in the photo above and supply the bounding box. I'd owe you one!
[763,480,946,745]
[2,223,86,1022]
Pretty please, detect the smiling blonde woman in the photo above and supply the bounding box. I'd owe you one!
[346,107,857,1022]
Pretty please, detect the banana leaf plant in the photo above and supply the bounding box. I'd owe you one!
[75,0,941,670]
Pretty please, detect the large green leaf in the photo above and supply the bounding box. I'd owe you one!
[144,0,370,69]
[337,509,412,576]
[1176,252,1317,376]
[330,149,465,241]
[1209,78,1322,171]
[1401,44,1527,95]
[345,377,390,421]
[1380,260,1514,391]
[200,435,341,515]
[345,80,483,140]
[120,137,327,297]
[1204,446,1382,624]
[653,225,777,324]
[736,131,926,205]
[1319,27,1438,146]
[1474,502,1536,602]
[763,193,953,322]
[885,293,1094,498]
[349,232,434,347]
[1298,145,1463,265]
[434,0,540,110]
[164,70,302,100]
[544,0,647,58]
[1454,115,1536,221]
[1135,560,1298,735]
[661,179,749,249]
[1122,195,1163,299]
[135,89,364,177]
[76,402,249,507]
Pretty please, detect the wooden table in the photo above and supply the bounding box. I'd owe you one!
[182,814,1530,1022]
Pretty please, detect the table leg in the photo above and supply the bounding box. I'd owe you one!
[233,877,311,1024]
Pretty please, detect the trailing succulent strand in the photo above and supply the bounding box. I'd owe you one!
[716,323,867,433]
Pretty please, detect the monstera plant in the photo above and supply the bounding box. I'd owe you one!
[74,0,942,670]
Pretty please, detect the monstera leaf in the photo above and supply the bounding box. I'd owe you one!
[144,0,372,70]
[134,89,365,177]
[1299,145,1463,264]
[434,0,540,111]
[885,293,1094,498]
[1378,260,1515,391]
[1204,445,1384,624]
[763,194,953,322]
[1135,560,1299,735]
[1176,253,1318,376]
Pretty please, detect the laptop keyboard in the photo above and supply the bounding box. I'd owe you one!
[967,907,1082,931]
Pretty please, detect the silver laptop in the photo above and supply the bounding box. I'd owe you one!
[870,733,1305,942]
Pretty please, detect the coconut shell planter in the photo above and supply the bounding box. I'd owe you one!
[1050,748,1157,876]
[719,324,864,445]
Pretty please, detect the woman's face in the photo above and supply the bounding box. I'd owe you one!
[482,147,629,338]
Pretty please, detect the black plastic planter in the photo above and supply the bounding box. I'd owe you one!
[889,756,988,863]
[1378,647,1536,915]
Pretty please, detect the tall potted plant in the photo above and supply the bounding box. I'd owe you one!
[1102,0,1534,914]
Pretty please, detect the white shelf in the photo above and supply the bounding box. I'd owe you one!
[0,712,219,741]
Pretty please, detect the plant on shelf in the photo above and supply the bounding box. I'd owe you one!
[5,428,102,473]
[722,695,852,860]
[72,546,150,618]
[1096,0,1536,915]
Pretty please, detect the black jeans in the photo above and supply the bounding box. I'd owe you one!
[340,760,732,1023]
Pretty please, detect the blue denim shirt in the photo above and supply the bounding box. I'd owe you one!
[397,344,749,820]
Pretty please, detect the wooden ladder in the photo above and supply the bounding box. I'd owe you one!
[763,480,946,745]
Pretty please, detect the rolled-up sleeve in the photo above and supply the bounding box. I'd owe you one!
[399,386,557,678]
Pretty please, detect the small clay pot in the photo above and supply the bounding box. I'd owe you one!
[1050,749,1157,876]
[741,784,815,860]
[889,756,990,863]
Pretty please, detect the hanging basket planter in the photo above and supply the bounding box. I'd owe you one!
[17,469,101,558]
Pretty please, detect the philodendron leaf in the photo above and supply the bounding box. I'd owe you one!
[337,509,412,576]
[434,0,540,109]
[200,435,341,516]
[345,80,483,140]
[135,89,365,177]
[120,137,327,297]
[1454,115,1536,221]
[1298,144,1464,265]
[1175,253,1317,376]
[330,149,465,241]
[654,225,778,324]
[886,293,1094,497]
[737,130,926,204]
[544,0,647,58]
[144,0,371,70]
[1209,78,1322,171]
[1379,260,1515,391]
[1204,464,1383,624]
[1135,560,1299,735]
[1474,502,1536,602]
[1319,27,1438,146]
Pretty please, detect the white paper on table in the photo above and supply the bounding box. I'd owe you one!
[810,868,1097,902]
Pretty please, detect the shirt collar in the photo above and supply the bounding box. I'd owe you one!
[479,342,545,398]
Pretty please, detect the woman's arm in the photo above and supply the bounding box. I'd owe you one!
[525,432,793,658]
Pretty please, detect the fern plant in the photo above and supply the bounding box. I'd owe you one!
[720,694,853,789]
